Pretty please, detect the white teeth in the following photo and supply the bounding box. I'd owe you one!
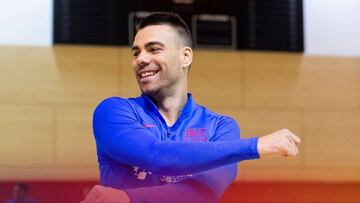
[140,71,157,78]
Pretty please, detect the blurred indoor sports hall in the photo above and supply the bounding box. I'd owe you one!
[1,0,360,202]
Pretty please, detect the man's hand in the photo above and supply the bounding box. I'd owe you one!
[80,185,130,203]
[257,129,301,158]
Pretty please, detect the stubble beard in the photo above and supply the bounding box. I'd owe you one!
[140,78,179,99]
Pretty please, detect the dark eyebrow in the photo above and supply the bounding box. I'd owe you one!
[144,41,165,49]
[131,41,165,52]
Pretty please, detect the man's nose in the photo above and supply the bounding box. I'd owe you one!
[136,51,151,67]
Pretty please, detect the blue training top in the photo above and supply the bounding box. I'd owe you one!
[93,93,259,203]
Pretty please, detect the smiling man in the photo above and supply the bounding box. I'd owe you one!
[81,13,301,203]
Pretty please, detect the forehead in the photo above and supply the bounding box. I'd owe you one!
[133,24,180,46]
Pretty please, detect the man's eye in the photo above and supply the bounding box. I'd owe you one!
[132,51,140,57]
[150,47,161,53]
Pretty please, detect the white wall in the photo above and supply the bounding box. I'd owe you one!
[304,0,360,57]
[0,0,52,46]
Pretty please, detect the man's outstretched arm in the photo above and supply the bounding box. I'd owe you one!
[85,114,301,203]
[94,98,299,176]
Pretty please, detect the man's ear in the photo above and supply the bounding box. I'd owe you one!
[181,47,193,69]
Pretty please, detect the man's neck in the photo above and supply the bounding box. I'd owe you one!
[153,91,188,127]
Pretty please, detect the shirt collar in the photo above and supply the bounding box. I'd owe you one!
[141,93,196,121]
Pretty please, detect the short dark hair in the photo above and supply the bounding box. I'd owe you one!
[136,12,192,48]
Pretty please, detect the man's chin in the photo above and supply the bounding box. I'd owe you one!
[140,87,160,96]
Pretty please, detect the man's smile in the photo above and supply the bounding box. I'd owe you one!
[138,69,160,82]
[140,70,159,78]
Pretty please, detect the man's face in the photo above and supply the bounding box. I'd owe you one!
[131,24,188,96]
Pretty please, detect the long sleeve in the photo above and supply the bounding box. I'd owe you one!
[93,97,259,176]
[123,117,240,203]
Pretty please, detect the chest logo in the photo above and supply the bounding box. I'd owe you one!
[184,128,207,142]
